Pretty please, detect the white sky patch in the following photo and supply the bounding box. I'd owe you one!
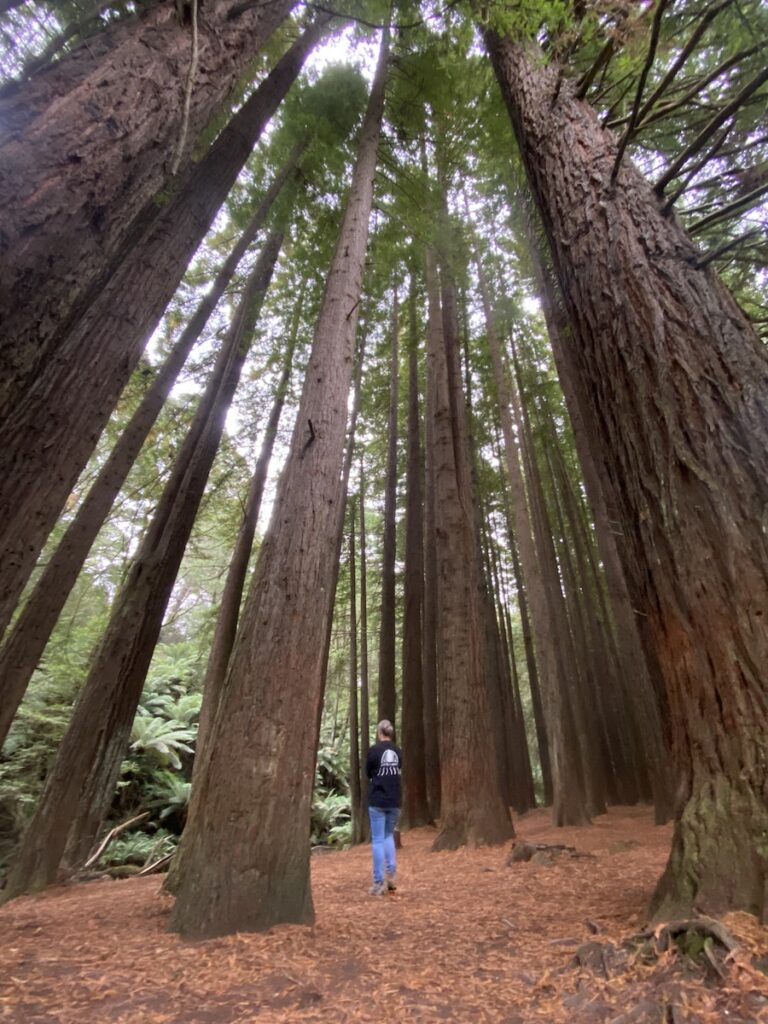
[304,23,380,82]
[521,295,541,315]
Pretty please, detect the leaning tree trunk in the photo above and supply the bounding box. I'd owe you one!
[195,291,302,761]
[376,288,399,728]
[525,221,673,821]
[0,160,300,750]
[1,229,284,901]
[168,30,389,938]
[0,20,326,643]
[399,282,431,828]
[426,248,513,850]
[488,32,768,919]
[0,0,296,416]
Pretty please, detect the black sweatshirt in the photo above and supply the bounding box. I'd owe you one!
[366,740,402,809]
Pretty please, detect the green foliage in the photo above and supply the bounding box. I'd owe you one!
[98,827,177,869]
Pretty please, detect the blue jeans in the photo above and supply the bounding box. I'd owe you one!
[369,806,399,884]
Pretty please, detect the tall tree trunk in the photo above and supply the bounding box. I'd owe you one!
[0,0,296,416]
[421,293,441,822]
[358,467,372,840]
[426,248,513,850]
[523,218,673,821]
[377,287,399,728]
[479,260,587,824]
[0,160,300,749]
[348,504,364,845]
[504,503,552,805]
[195,288,302,761]
[2,228,284,901]
[400,281,431,829]
[512,366,606,819]
[0,20,326,642]
[488,33,768,918]
[168,31,389,938]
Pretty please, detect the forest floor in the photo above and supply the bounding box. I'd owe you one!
[1,807,766,1023]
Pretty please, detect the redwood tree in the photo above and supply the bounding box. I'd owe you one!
[168,29,390,937]
[0,18,327,642]
[426,247,513,850]
[0,0,296,416]
[2,227,285,900]
[488,31,768,918]
[0,157,300,750]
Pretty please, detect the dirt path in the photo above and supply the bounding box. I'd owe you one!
[1,808,765,1023]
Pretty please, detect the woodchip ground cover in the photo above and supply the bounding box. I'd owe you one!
[1,808,766,1023]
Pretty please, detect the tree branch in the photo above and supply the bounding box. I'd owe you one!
[654,65,768,194]
[635,0,733,124]
[688,181,768,234]
[611,0,672,183]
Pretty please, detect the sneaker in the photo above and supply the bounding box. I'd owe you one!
[386,873,397,891]
[368,881,386,896]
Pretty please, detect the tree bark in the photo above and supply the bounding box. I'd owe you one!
[0,158,300,749]
[0,19,326,642]
[488,33,768,918]
[195,285,302,762]
[2,228,284,900]
[0,0,296,415]
[400,280,431,829]
[421,290,441,822]
[358,467,371,841]
[523,219,673,821]
[479,259,587,825]
[167,30,389,937]
[348,504,364,845]
[426,248,513,850]
[376,287,399,728]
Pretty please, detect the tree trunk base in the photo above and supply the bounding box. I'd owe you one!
[168,859,314,938]
[432,810,514,851]
[649,776,768,922]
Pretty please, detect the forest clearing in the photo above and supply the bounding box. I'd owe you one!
[1,0,767,1019]
[3,808,766,1024]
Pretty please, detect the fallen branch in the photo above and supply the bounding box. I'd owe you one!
[137,851,175,877]
[84,812,150,869]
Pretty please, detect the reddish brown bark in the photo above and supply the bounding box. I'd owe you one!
[488,33,768,917]
[479,259,587,825]
[400,283,431,829]
[0,0,295,415]
[0,20,326,642]
[0,158,300,750]
[167,32,389,937]
[195,287,302,761]
[376,288,399,728]
[2,229,284,900]
[525,225,673,821]
[426,248,513,851]
[348,504,364,845]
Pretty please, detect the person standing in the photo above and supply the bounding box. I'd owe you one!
[366,719,402,896]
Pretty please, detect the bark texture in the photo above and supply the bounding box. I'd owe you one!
[426,249,513,851]
[488,33,768,917]
[376,290,399,728]
[195,292,301,761]
[0,161,299,750]
[0,0,295,414]
[1,230,283,901]
[0,20,325,642]
[479,261,587,825]
[168,32,389,937]
[400,286,430,828]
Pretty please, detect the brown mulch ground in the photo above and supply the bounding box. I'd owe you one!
[1,807,766,1023]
